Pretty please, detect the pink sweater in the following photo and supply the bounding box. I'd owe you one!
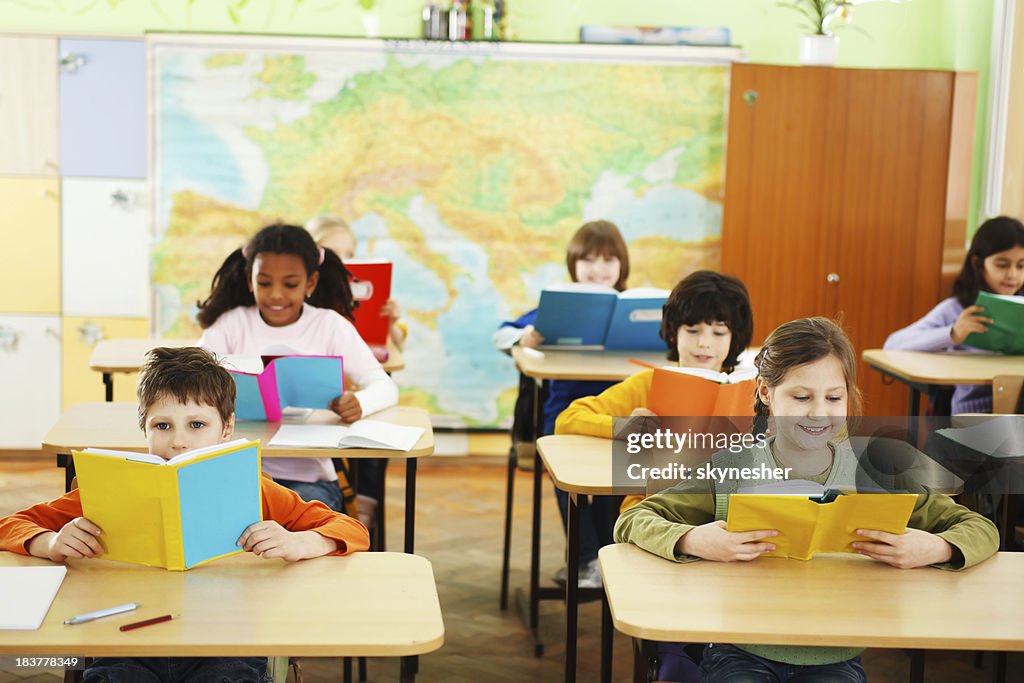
[199,304,399,482]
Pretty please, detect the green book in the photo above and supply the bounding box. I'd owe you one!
[963,291,1024,354]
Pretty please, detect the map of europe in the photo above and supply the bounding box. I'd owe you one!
[152,37,728,427]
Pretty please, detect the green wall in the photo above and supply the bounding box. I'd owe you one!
[1,0,994,227]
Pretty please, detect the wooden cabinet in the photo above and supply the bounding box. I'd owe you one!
[722,64,976,416]
[0,315,61,449]
[0,36,58,176]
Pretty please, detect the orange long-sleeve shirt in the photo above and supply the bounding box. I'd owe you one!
[0,475,370,557]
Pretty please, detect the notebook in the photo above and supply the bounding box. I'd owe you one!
[0,565,67,629]
[268,419,425,451]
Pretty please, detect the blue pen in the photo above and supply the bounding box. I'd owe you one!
[63,603,141,625]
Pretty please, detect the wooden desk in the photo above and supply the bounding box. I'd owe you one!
[537,434,644,683]
[862,349,1023,416]
[41,403,433,553]
[89,338,406,401]
[504,346,662,656]
[600,543,1024,682]
[0,552,443,680]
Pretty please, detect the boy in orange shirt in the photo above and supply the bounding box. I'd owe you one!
[0,346,369,682]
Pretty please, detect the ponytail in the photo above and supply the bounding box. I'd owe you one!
[196,248,253,329]
[309,247,357,321]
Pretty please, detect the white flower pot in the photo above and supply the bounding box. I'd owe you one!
[800,35,839,66]
[362,12,381,38]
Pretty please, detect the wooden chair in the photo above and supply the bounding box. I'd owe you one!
[992,375,1024,414]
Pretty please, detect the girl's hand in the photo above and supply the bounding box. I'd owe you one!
[329,392,363,423]
[519,325,544,349]
[612,408,660,440]
[30,518,104,562]
[676,520,778,562]
[238,521,337,561]
[381,299,402,322]
[852,528,953,568]
[950,305,993,344]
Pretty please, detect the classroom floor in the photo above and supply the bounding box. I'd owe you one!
[0,454,1019,683]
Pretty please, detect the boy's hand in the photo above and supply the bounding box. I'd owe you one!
[852,528,954,568]
[237,521,337,561]
[676,520,777,562]
[30,518,104,562]
[329,392,363,423]
[612,408,660,440]
[519,325,544,349]
[951,305,992,344]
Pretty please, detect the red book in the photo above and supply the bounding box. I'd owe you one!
[346,260,393,348]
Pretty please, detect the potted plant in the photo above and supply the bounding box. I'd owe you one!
[780,0,903,66]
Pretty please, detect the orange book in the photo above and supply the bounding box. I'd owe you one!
[647,366,757,416]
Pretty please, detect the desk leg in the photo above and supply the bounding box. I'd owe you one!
[57,454,74,493]
[565,492,580,683]
[528,378,545,657]
[500,444,515,610]
[993,651,1006,683]
[907,389,921,447]
[600,582,613,683]
[908,650,925,683]
[103,372,113,402]
[404,458,417,555]
[400,655,418,683]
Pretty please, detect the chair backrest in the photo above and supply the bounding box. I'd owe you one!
[993,375,1024,414]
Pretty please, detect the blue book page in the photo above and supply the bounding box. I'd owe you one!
[534,288,616,347]
[177,445,262,569]
[274,357,344,410]
[604,293,667,350]
[231,373,267,421]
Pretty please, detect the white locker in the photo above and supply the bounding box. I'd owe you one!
[0,315,61,449]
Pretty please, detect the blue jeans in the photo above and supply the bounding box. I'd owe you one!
[275,477,343,512]
[700,644,867,682]
[83,657,269,683]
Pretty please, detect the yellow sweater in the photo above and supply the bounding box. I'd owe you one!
[554,369,654,438]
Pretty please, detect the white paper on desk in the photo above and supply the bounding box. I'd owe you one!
[0,565,66,629]
[269,420,424,451]
[937,417,1024,458]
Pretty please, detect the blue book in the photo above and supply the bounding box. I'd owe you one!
[603,288,670,350]
[534,283,619,348]
[222,355,344,421]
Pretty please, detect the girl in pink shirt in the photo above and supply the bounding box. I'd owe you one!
[197,224,398,511]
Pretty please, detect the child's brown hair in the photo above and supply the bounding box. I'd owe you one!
[136,347,235,430]
[565,220,630,291]
[752,317,862,436]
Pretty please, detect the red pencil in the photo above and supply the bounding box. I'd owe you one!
[119,614,177,632]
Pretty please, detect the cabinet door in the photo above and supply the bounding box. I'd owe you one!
[62,178,150,317]
[721,65,834,341]
[0,36,58,176]
[0,315,61,449]
[59,39,146,178]
[0,178,61,313]
[62,316,150,407]
[827,70,957,415]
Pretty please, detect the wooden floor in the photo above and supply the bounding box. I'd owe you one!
[0,454,1018,683]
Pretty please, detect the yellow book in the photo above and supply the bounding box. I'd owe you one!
[73,439,262,571]
[726,490,917,561]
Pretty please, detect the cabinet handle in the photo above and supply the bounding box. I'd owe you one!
[0,326,19,352]
[826,273,840,284]
[59,52,87,74]
[78,322,105,347]
[743,90,758,107]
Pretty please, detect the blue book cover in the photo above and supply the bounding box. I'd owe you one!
[603,288,670,350]
[534,283,617,348]
[225,355,344,421]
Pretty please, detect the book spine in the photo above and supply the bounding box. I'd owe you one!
[259,362,282,422]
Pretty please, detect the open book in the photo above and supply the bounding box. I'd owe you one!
[347,259,393,349]
[268,419,425,451]
[647,365,757,416]
[726,488,918,560]
[964,291,1024,354]
[0,566,66,629]
[73,439,262,571]
[534,283,668,350]
[222,355,344,421]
